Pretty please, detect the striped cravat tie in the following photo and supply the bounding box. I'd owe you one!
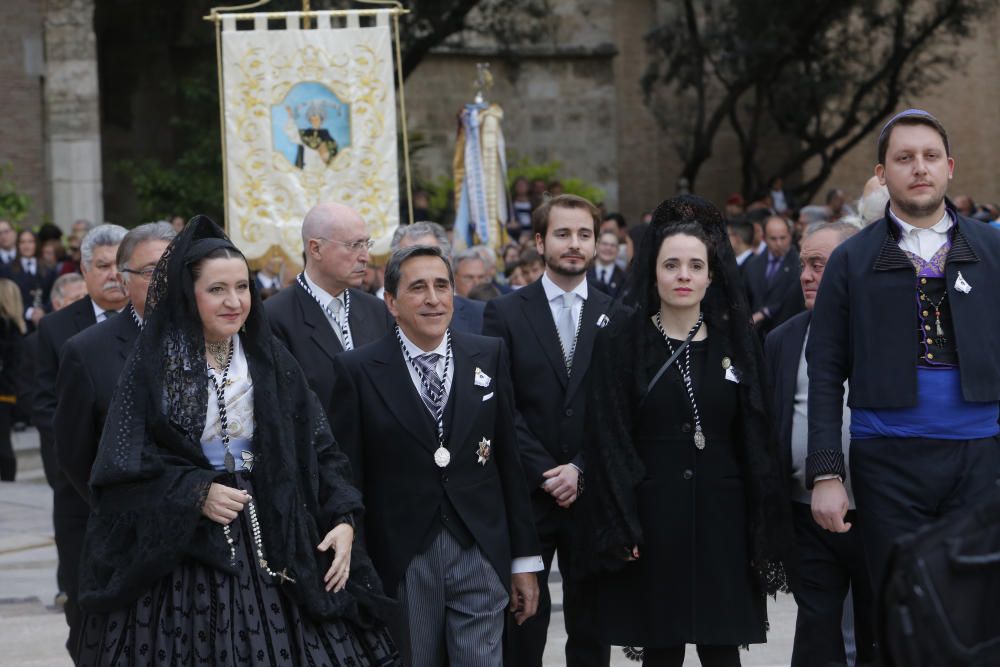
[412,353,445,416]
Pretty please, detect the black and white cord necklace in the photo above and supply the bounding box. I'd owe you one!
[556,299,584,376]
[297,273,353,350]
[397,325,453,467]
[128,304,143,330]
[211,339,295,584]
[654,311,707,450]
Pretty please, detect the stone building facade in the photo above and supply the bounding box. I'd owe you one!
[405,0,1000,224]
[0,0,102,230]
[2,0,998,230]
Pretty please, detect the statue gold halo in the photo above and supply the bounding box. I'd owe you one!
[204,0,415,250]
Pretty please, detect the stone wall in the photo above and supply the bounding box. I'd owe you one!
[404,0,1000,226]
[0,0,47,227]
[44,0,103,230]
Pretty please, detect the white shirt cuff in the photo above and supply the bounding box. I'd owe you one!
[511,555,544,574]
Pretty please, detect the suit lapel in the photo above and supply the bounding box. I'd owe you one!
[519,282,569,387]
[74,297,96,334]
[116,314,141,361]
[781,313,810,411]
[295,282,344,360]
[565,291,609,401]
[366,336,438,452]
[346,289,374,347]
[447,335,482,454]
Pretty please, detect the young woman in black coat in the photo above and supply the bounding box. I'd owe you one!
[580,196,794,667]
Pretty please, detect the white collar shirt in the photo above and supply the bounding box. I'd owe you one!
[541,271,587,334]
[302,271,351,347]
[889,208,952,262]
[92,300,123,324]
[0,248,14,263]
[398,326,453,397]
[735,248,753,266]
[21,257,36,274]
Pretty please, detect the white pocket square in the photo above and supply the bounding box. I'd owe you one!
[482,392,494,402]
[725,367,742,384]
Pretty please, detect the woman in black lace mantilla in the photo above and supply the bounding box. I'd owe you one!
[579,196,795,666]
[75,216,400,666]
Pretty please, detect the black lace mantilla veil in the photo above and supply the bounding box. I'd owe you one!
[580,195,795,596]
[79,215,393,624]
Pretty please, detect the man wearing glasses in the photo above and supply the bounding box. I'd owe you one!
[48,222,172,658]
[265,202,394,424]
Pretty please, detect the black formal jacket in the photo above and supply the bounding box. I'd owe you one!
[328,330,539,596]
[452,294,485,334]
[806,210,1000,483]
[587,264,627,299]
[744,247,804,336]
[55,310,140,502]
[482,279,613,522]
[763,310,811,497]
[264,283,393,419]
[32,296,97,437]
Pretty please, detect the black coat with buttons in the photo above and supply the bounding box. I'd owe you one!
[582,314,771,647]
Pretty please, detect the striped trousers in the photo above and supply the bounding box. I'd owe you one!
[394,528,509,667]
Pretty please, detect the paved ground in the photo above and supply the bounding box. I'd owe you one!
[0,428,797,666]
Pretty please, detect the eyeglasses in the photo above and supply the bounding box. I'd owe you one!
[121,267,156,280]
[315,237,374,253]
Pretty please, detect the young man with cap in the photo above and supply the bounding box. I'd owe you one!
[808,110,1000,627]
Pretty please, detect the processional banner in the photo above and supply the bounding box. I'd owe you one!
[219,10,399,263]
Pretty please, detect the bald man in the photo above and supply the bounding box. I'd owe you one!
[265,202,394,424]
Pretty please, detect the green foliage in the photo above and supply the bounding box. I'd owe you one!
[422,175,455,223]
[507,157,605,204]
[114,68,223,224]
[0,163,31,222]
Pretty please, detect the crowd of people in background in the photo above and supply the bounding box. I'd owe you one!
[0,108,999,667]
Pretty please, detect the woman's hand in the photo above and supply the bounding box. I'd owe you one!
[622,545,640,561]
[201,483,249,525]
[317,523,354,593]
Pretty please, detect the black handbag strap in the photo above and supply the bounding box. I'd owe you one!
[640,323,699,407]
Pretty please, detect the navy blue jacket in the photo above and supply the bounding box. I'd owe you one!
[805,210,1000,482]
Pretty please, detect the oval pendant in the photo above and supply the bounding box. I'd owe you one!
[434,446,451,468]
[694,430,706,450]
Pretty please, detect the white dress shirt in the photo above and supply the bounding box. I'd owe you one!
[91,300,123,324]
[888,208,952,262]
[302,271,353,348]
[397,327,543,575]
[541,271,588,331]
[735,248,753,266]
[593,262,616,285]
[0,248,14,264]
[20,257,37,274]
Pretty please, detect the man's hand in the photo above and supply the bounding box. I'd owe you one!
[541,464,579,508]
[510,572,539,625]
[317,523,355,593]
[201,483,248,525]
[751,311,766,325]
[811,478,852,533]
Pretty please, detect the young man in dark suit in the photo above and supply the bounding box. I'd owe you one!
[329,245,540,667]
[33,223,128,659]
[744,214,804,337]
[483,194,612,667]
[265,202,393,422]
[808,111,1000,660]
[765,222,874,667]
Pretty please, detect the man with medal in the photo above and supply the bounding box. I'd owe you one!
[329,244,541,667]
